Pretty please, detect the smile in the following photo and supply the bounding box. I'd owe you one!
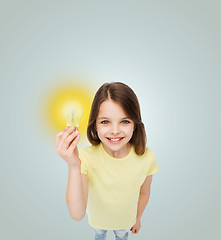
[107,137,124,143]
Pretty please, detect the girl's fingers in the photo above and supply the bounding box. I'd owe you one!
[56,131,63,148]
[62,126,75,139]
[62,128,78,149]
[68,134,80,152]
[65,130,79,149]
[56,126,76,149]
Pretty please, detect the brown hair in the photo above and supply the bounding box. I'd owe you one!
[87,82,147,155]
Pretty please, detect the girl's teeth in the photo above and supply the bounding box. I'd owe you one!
[109,138,122,141]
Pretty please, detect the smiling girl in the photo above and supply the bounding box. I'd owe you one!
[56,82,159,240]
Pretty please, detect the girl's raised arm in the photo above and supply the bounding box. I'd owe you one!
[56,127,88,220]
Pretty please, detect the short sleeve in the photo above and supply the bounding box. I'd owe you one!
[147,149,159,176]
[79,150,88,176]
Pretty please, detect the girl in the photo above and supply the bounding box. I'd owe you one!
[56,82,159,240]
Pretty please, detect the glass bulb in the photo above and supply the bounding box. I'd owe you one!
[61,101,83,128]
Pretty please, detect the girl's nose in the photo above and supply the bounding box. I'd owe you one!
[111,124,120,135]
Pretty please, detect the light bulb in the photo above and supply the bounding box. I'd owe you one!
[61,101,83,129]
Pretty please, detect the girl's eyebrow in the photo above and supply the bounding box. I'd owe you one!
[97,117,109,119]
[97,116,131,120]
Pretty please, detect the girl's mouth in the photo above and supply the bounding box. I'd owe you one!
[107,137,124,143]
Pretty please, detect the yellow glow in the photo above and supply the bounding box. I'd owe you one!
[38,78,96,139]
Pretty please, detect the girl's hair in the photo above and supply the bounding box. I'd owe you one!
[87,82,147,155]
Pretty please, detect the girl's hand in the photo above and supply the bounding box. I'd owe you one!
[130,218,141,234]
[56,126,81,169]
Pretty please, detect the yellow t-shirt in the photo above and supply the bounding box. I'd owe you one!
[79,143,159,230]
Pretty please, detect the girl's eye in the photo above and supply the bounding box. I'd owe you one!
[122,120,129,124]
[101,120,109,124]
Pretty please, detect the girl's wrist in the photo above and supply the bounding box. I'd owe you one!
[68,164,81,172]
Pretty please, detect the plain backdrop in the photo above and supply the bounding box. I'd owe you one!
[0,1,220,239]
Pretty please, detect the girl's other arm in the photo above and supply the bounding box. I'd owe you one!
[131,175,152,234]
[137,175,152,220]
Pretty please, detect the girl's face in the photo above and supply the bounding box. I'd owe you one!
[96,99,134,158]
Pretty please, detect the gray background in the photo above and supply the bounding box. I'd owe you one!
[1,0,220,239]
